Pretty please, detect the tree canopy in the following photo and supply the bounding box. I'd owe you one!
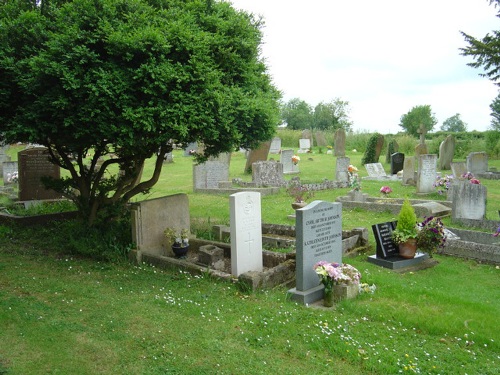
[0,0,281,225]
[280,98,313,130]
[440,113,468,132]
[399,105,438,137]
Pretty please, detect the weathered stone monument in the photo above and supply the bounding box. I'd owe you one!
[450,161,467,178]
[18,147,61,201]
[244,141,271,173]
[131,194,190,258]
[230,191,263,277]
[374,134,385,161]
[287,200,343,304]
[335,156,350,183]
[334,128,346,157]
[416,154,437,194]
[193,153,231,190]
[415,124,428,157]
[280,149,299,174]
[0,145,11,176]
[438,135,455,170]
[402,156,416,185]
[451,182,487,220]
[466,152,488,174]
[315,131,328,147]
[252,161,284,187]
[269,137,281,154]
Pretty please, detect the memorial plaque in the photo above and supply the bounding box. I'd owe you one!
[372,221,398,259]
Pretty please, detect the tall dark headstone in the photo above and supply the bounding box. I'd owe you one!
[390,152,405,175]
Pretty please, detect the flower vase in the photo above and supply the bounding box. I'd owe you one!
[172,244,189,259]
[323,288,334,307]
[398,238,417,259]
[291,201,308,210]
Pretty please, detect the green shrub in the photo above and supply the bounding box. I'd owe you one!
[361,133,382,165]
[485,130,500,158]
[385,138,398,163]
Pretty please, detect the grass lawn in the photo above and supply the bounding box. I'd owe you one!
[1,145,499,374]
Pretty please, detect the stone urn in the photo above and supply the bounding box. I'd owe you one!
[291,201,308,210]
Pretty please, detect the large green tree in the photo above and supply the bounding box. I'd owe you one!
[399,105,438,137]
[490,92,500,130]
[440,113,468,132]
[313,98,352,132]
[280,98,313,130]
[0,0,280,225]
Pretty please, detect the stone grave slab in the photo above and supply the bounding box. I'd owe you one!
[193,153,230,190]
[252,161,284,187]
[230,191,263,276]
[281,149,299,174]
[466,152,488,174]
[244,141,271,173]
[18,147,61,201]
[334,128,346,157]
[335,156,350,182]
[438,135,455,170]
[287,200,342,305]
[402,156,416,185]
[451,182,487,220]
[413,201,451,217]
[364,162,387,178]
[269,137,281,154]
[390,152,404,175]
[315,131,328,147]
[298,138,311,153]
[450,162,467,178]
[416,154,437,194]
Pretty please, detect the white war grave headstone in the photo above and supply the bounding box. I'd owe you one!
[297,138,311,153]
[288,200,343,305]
[416,154,437,194]
[230,191,263,277]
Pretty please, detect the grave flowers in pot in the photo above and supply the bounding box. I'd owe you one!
[392,198,418,259]
[164,227,190,259]
[313,261,361,307]
[286,179,314,210]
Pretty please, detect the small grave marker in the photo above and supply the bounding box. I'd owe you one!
[371,222,398,259]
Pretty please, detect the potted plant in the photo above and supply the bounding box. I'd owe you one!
[286,179,314,210]
[313,261,361,307]
[164,227,190,258]
[416,216,447,257]
[392,198,418,259]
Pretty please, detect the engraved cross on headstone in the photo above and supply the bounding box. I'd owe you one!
[245,232,254,255]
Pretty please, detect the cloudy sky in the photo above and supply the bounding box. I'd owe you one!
[229,0,500,134]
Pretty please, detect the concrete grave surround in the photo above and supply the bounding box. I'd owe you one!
[466,152,488,174]
[298,138,311,153]
[402,157,416,185]
[230,191,263,277]
[280,149,299,174]
[244,141,271,173]
[269,137,282,154]
[252,161,284,187]
[288,200,343,305]
[452,182,487,220]
[334,128,346,156]
[18,147,61,201]
[2,161,18,185]
[438,135,455,170]
[390,152,405,175]
[416,154,437,194]
[450,162,467,178]
[364,163,387,177]
[335,156,350,182]
[131,194,190,257]
[193,153,230,190]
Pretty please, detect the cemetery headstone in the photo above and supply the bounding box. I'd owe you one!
[288,200,343,304]
[371,221,399,259]
[2,161,18,185]
[385,139,399,164]
[438,135,455,170]
[402,156,416,185]
[335,156,350,182]
[450,161,467,178]
[230,191,263,277]
[164,152,173,163]
[183,142,198,156]
[451,182,487,220]
[416,154,437,194]
[269,137,282,154]
[315,131,328,147]
[281,149,299,174]
[374,134,385,161]
[0,146,11,176]
[131,194,190,257]
[466,152,488,174]
[298,138,311,153]
[244,141,271,173]
[252,161,284,187]
[415,124,428,157]
[18,147,61,201]
[334,128,346,157]
[193,153,231,190]
[301,129,313,146]
[364,162,387,178]
[390,152,405,175]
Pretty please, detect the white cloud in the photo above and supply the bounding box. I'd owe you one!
[230,0,500,133]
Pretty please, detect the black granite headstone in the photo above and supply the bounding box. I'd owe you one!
[372,221,398,259]
[390,152,405,175]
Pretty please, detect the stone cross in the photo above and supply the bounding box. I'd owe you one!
[417,124,427,145]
